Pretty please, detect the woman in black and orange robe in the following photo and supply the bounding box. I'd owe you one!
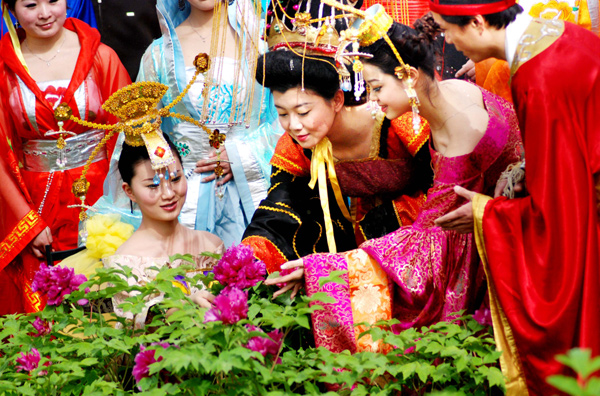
[242,50,432,274]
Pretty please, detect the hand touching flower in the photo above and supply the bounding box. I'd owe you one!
[264,258,305,299]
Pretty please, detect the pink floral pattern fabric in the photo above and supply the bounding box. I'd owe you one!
[304,89,522,352]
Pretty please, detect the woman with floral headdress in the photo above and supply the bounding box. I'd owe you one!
[0,0,130,315]
[242,0,433,274]
[266,6,522,354]
[95,0,282,248]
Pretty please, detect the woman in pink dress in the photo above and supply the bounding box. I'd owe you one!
[266,9,522,354]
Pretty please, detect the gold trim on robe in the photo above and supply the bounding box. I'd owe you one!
[473,193,529,396]
[510,18,565,76]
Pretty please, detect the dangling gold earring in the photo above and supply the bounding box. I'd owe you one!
[395,66,421,135]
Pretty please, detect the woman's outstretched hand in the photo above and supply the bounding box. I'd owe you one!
[264,258,305,299]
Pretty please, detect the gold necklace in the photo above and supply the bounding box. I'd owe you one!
[24,35,67,67]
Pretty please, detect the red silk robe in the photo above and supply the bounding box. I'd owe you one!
[478,20,600,395]
[0,18,130,314]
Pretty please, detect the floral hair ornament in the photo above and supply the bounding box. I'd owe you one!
[54,53,223,226]
[322,0,422,135]
[335,27,373,101]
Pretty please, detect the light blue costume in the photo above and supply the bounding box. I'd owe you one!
[96,0,281,247]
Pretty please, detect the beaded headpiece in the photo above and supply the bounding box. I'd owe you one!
[265,0,372,101]
[266,0,348,54]
[54,53,223,222]
[322,0,423,135]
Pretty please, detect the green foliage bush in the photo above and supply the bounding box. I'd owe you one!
[0,258,505,395]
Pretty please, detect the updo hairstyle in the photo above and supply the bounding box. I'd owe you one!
[118,133,182,186]
[256,50,366,106]
[362,13,442,80]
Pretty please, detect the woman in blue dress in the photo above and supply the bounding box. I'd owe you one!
[98,0,281,247]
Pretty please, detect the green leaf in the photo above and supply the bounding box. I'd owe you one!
[248,303,261,319]
[415,362,433,383]
[547,375,586,395]
[169,253,197,263]
[318,271,347,288]
[555,348,600,378]
[400,362,417,380]
[295,314,310,329]
[586,377,600,395]
[424,341,443,354]
[486,366,506,389]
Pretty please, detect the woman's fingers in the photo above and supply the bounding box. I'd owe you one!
[280,258,304,270]
[264,267,304,285]
[273,281,297,298]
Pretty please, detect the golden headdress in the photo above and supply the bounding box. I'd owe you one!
[54,53,224,222]
[265,0,375,101]
[322,0,422,135]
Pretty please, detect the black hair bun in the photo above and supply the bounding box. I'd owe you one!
[412,13,442,45]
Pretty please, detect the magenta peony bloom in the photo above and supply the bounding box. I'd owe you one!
[244,325,283,360]
[15,348,40,373]
[132,342,170,383]
[473,307,493,327]
[31,264,87,305]
[213,244,266,289]
[204,287,248,324]
[32,317,51,337]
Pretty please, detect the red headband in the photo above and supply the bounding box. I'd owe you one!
[429,0,516,16]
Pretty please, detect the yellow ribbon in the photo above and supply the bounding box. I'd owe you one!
[308,137,353,253]
[2,3,29,73]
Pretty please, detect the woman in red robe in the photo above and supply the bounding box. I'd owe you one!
[0,0,130,314]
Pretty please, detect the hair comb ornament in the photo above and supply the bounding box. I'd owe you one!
[266,0,373,100]
[54,53,224,223]
[335,27,373,101]
[322,0,422,135]
[266,3,347,55]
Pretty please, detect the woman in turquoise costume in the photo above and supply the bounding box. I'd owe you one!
[97,0,282,247]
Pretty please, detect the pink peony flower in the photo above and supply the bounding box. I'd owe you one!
[473,307,493,327]
[31,264,87,305]
[204,287,248,324]
[15,348,40,373]
[245,325,283,360]
[213,244,266,289]
[132,342,170,383]
[32,317,51,337]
